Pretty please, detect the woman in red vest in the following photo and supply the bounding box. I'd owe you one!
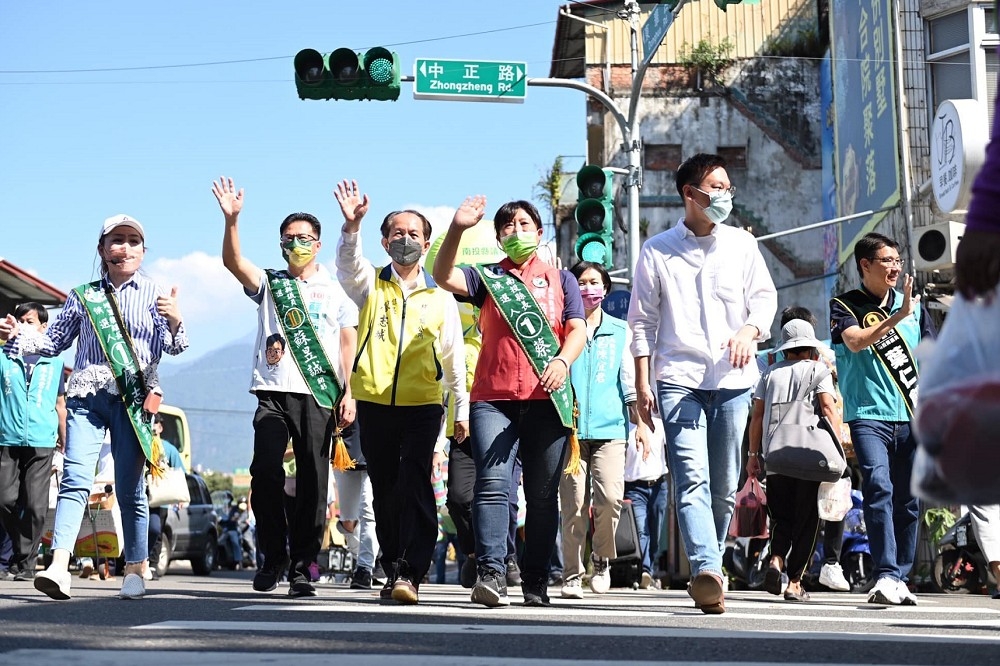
[434,195,586,608]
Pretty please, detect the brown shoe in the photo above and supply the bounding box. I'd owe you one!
[689,572,726,614]
[391,577,419,604]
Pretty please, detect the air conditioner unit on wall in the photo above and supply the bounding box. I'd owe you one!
[914,221,965,271]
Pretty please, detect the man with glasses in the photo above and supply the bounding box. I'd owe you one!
[629,153,777,614]
[831,232,935,606]
[213,177,359,598]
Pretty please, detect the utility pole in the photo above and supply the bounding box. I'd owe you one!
[535,0,690,280]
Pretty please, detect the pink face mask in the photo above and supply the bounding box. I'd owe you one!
[580,285,605,309]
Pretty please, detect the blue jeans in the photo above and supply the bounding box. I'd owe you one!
[624,475,669,575]
[657,383,750,579]
[54,391,148,563]
[470,400,568,584]
[849,419,919,582]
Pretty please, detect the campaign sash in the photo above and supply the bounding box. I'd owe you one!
[833,289,919,415]
[474,264,574,429]
[264,270,343,411]
[74,282,160,470]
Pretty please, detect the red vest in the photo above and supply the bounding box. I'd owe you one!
[472,255,567,402]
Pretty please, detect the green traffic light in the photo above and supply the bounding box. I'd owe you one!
[574,165,616,269]
[293,46,400,101]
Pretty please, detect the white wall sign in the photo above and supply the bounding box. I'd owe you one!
[930,99,988,213]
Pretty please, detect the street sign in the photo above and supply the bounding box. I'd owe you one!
[641,4,675,67]
[602,290,632,319]
[413,58,527,103]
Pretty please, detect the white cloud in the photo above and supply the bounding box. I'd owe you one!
[146,252,256,359]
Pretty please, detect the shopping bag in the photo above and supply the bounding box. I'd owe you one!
[817,476,852,521]
[912,286,1000,505]
[147,468,190,507]
[728,474,769,539]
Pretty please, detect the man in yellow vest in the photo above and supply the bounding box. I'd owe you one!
[334,179,468,604]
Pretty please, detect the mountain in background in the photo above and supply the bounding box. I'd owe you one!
[159,336,257,473]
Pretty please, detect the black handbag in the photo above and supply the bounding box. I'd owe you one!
[763,363,847,483]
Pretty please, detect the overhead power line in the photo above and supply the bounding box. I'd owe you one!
[0,21,554,75]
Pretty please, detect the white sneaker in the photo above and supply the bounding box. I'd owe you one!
[897,580,918,605]
[119,573,146,600]
[561,578,584,599]
[34,569,72,600]
[589,557,611,594]
[78,558,94,579]
[640,571,653,590]
[818,562,851,592]
[142,566,154,582]
[867,576,902,605]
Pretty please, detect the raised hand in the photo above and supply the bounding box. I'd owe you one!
[333,179,370,231]
[0,313,17,343]
[900,274,919,319]
[212,177,244,219]
[156,286,182,327]
[451,195,487,229]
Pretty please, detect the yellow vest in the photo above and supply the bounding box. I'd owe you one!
[352,265,449,407]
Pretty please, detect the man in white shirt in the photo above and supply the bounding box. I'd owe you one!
[214,177,358,599]
[628,153,777,614]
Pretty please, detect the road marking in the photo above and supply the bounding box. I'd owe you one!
[133,620,1000,644]
[0,651,919,666]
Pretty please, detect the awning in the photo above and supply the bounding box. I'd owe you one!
[0,258,68,310]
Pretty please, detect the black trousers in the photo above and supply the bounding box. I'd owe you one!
[446,436,521,559]
[0,445,55,573]
[357,400,443,583]
[766,474,821,580]
[249,391,334,582]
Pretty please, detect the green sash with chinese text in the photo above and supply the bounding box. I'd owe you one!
[474,264,574,429]
[265,270,343,411]
[74,282,159,469]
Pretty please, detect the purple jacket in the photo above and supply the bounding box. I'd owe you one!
[966,47,1000,233]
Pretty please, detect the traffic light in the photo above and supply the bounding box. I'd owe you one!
[574,166,616,268]
[294,47,401,101]
[714,0,744,10]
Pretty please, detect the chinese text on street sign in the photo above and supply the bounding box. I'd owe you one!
[414,59,527,103]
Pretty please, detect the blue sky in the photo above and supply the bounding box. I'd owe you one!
[0,1,584,362]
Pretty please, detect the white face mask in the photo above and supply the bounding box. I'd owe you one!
[692,187,734,224]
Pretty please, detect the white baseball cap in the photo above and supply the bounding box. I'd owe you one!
[100,214,145,240]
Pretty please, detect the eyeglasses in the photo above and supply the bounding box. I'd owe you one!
[870,256,903,267]
[280,234,317,244]
[694,185,737,198]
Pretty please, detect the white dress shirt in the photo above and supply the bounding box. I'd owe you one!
[628,218,777,391]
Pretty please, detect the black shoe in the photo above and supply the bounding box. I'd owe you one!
[372,561,387,587]
[505,556,522,587]
[460,555,477,589]
[13,569,36,582]
[350,567,373,590]
[547,572,563,587]
[471,568,510,607]
[288,580,317,598]
[379,576,395,600]
[252,555,289,592]
[522,578,551,607]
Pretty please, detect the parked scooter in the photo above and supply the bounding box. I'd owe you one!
[839,490,874,593]
[933,512,989,594]
[723,536,772,591]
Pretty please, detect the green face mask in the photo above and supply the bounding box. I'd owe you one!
[500,231,539,264]
[281,238,315,267]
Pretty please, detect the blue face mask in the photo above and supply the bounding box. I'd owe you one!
[693,187,734,224]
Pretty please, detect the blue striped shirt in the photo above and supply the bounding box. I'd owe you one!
[9,273,188,397]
